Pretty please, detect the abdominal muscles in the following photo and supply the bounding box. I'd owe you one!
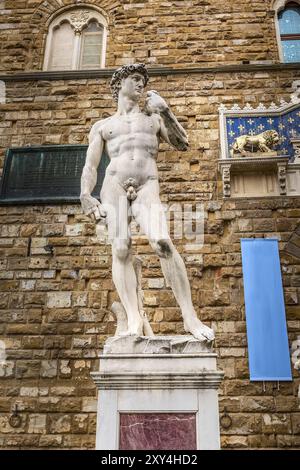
[106,136,158,186]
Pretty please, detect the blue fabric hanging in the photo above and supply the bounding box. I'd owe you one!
[241,239,292,381]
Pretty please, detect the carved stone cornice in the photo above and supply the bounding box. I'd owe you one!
[91,371,224,390]
[1,62,300,83]
[218,156,290,198]
[218,155,289,170]
[219,95,300,114]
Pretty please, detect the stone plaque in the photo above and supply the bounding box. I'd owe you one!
[119,413,197,450]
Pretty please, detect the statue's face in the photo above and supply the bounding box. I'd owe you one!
[120,72,145,101]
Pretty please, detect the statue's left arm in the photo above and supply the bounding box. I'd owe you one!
[146,90,189,151]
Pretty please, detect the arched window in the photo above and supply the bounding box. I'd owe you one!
[43,8,107,71]
[277,2,300,62]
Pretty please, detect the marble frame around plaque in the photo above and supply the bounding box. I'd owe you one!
[96,388,220,450]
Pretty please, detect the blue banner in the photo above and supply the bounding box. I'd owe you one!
[241,239,292,381]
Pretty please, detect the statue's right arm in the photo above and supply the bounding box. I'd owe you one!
[80,122,107,221]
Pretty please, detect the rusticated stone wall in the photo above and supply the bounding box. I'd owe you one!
[0,0,281,72]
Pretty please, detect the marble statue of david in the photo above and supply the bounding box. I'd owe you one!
[80,63,214,342]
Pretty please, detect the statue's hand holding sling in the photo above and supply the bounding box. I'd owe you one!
[80,194,107,222]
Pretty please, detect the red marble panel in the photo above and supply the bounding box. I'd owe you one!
[119,413,197,450]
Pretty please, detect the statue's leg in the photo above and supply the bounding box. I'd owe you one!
[132,179,214,342]
[101,176,143,336]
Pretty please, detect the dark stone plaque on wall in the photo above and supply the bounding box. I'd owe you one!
[0,145,109,204]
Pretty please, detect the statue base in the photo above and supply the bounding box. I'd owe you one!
[91,335,223,450]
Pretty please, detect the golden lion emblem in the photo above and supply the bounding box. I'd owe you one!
[230,129,279,157]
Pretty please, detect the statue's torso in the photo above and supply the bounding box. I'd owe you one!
[101,112,160,186]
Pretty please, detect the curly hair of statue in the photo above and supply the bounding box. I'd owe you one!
[110,63,149,102]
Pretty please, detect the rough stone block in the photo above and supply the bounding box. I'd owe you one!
[72,414,89,434]
[20,387,39,397]
[28,415,47,434]
[65,224,83,236]
[46,292,71,308]
[82,398,97,412]
[39,435,63,447]
[41,360,58,378]
[49,415,71,434]
[262,413,292,434]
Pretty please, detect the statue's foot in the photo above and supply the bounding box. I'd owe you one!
[184,316,215,342]
[119,318,143,337]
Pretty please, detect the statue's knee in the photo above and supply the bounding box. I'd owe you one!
[113,240,130,260]
[151,238,172,258]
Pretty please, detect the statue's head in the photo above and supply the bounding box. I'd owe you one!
[110,63,149,102]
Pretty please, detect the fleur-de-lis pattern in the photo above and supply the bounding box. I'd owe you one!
[226,106,300,159]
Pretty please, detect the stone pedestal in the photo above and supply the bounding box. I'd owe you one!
[91,335,223,450]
